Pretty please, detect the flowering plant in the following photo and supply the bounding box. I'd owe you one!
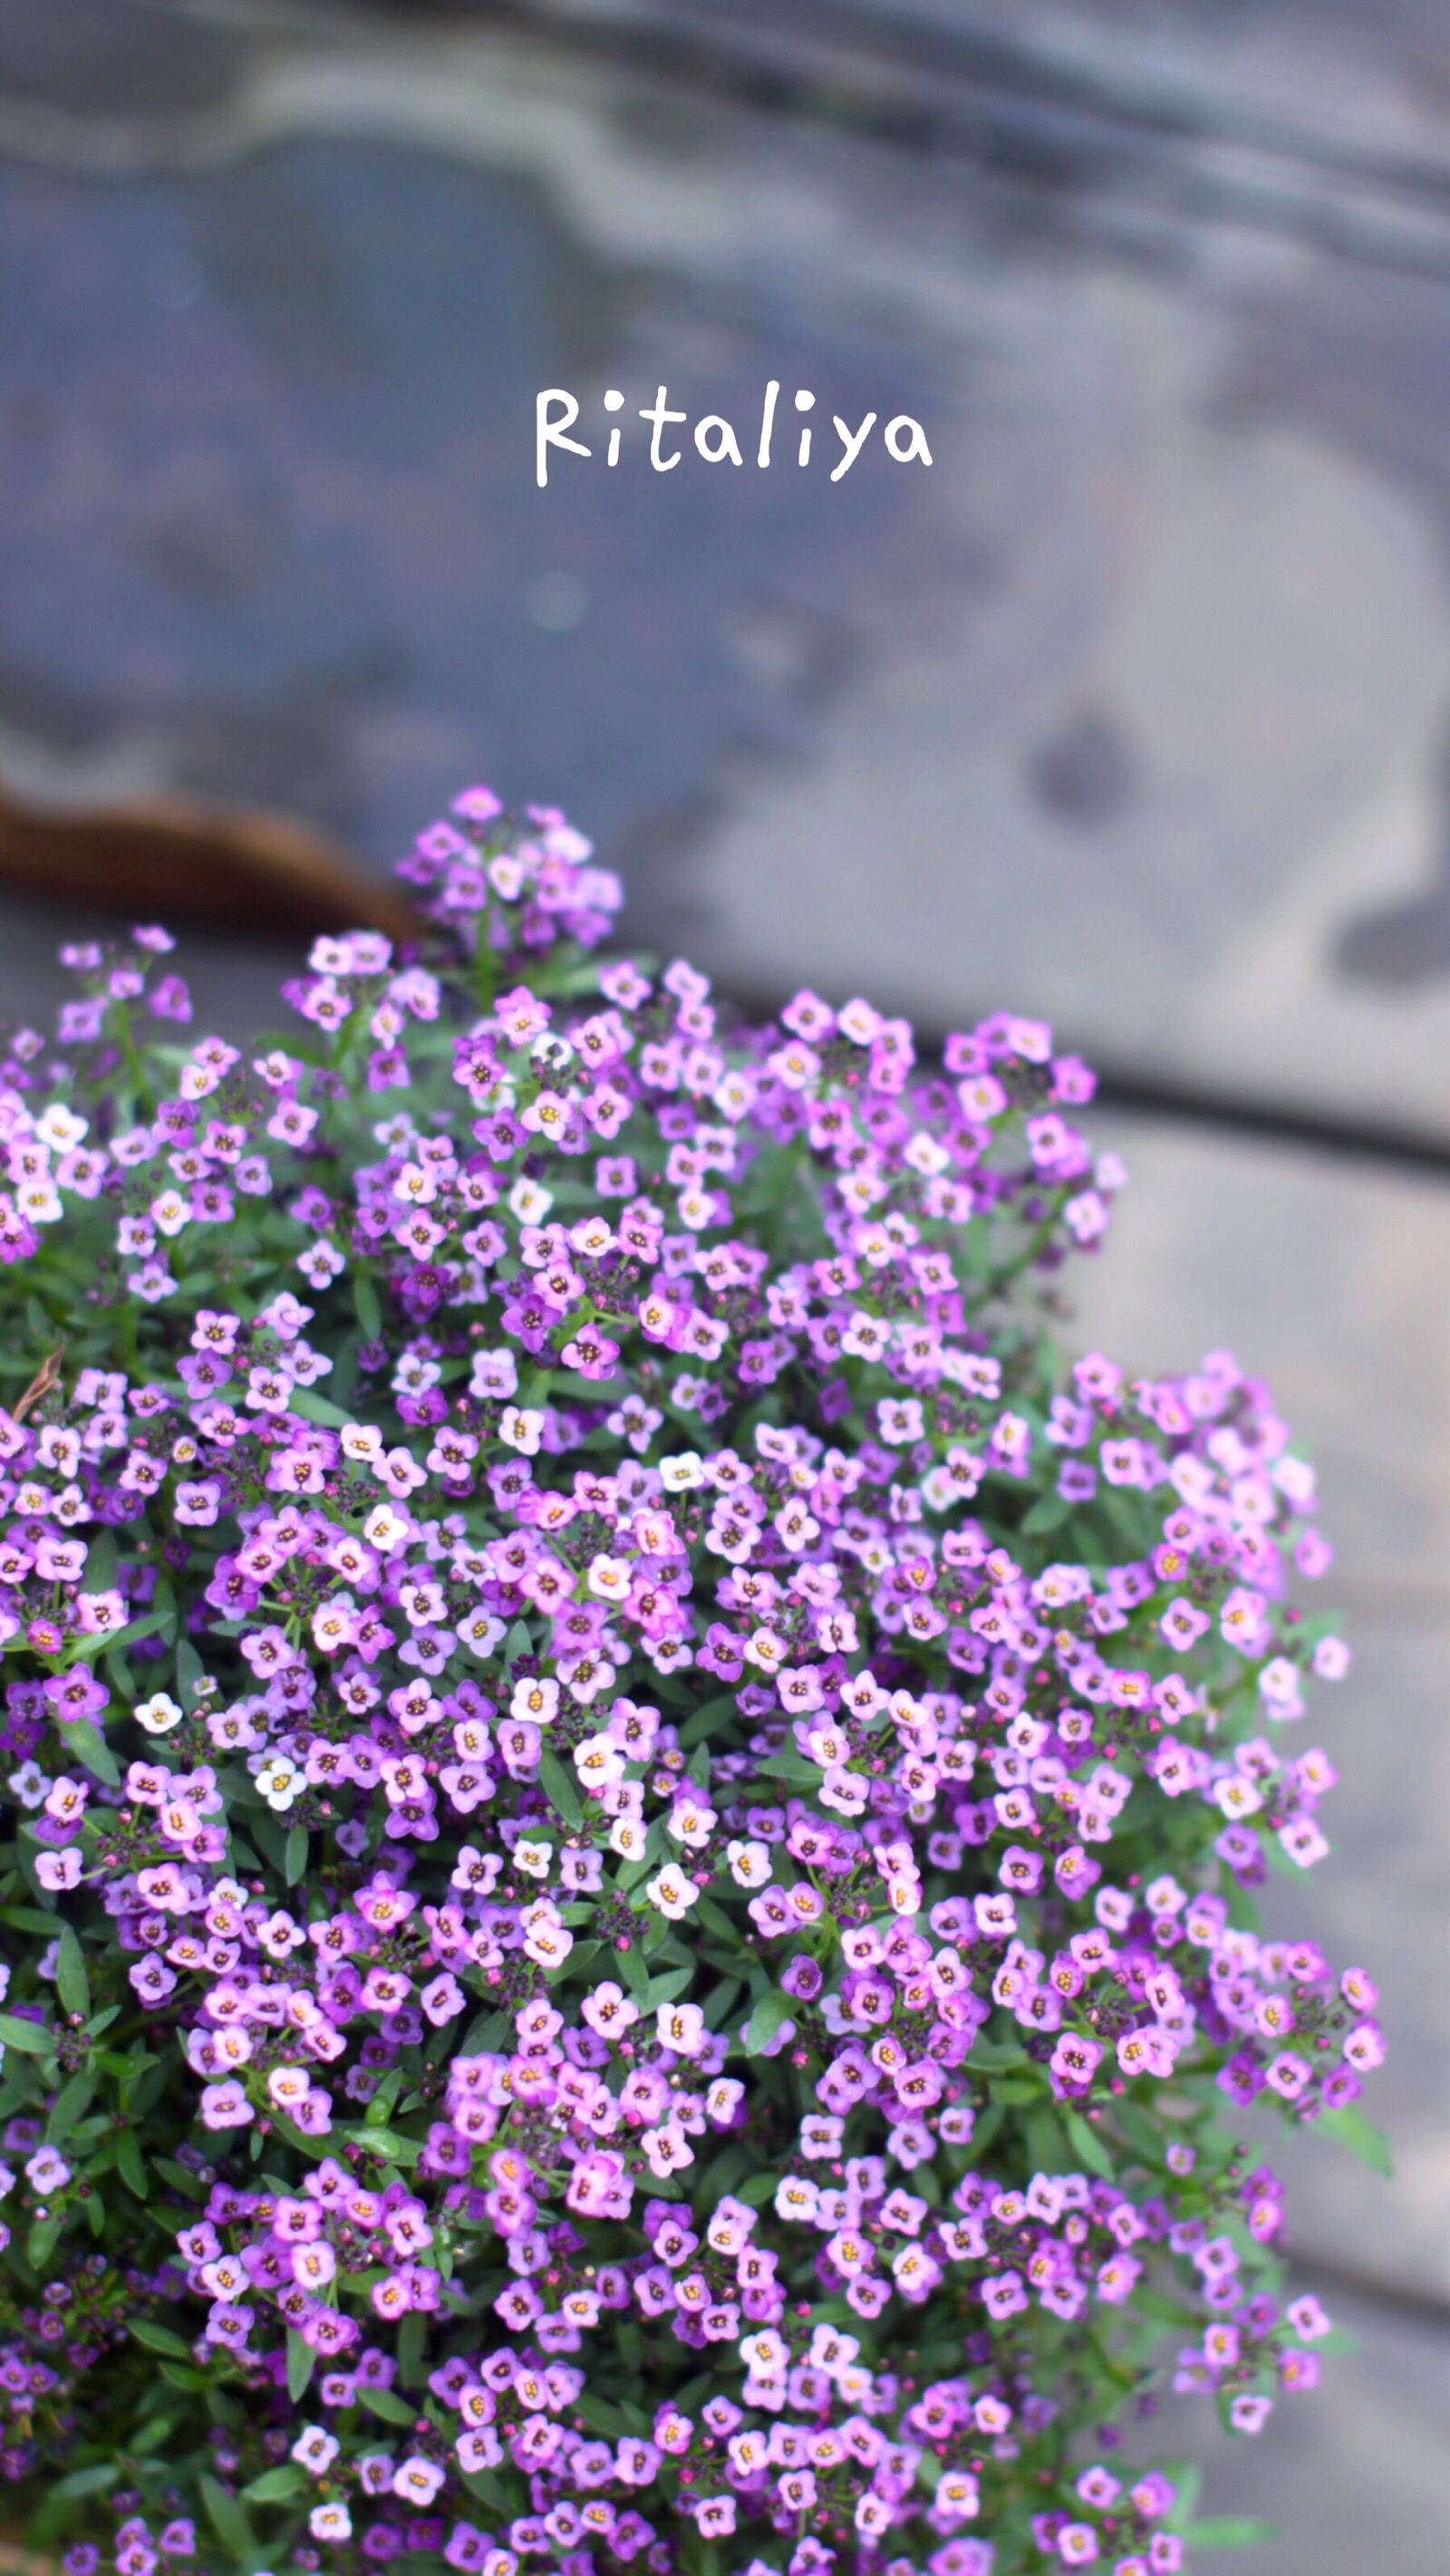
[0,791,1383,2576]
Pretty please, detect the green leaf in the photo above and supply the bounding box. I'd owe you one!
[676,1693,735,1749]
[175,1636,205,1713]
[397,2310,426,2387]
[285,1822,310,1884]
[55,1924,90,2023]
[352,2127,420,2167]
[130,2319,195,2359]
[742,1987,794,2055]
[0,2012,53,2057]
[117,2127,150,2198]
[244,2463,307,2504]
[693,1895,739,1945]
[290,1387,351,1429]
[575,2393,626,2437]
[28,2214,61,2268]
[1065,2110,1116,2182]
[1316,2105,1394,2177]
[645,1965,694,2008]
[286,2328,316,2403]
[1019,1491,1076,1536]
[538,1749,585,1830]
[1115,2098,1165,2165]
[751,1754,825,1790]
[458,2465,509,2513]
[0,1905,66,1935]
[200,2473,257,2564]
[1182,2519,1279,2548]
[53,2464,121,2500]
[65,1719,121,1786]
[735,2170,779,2206]
[355,1272,382,1342]
[620,1940,652,2002]
[47,2072,95,2142]
[153,2154,208,2200]
[361,2385,419,2426]
[64,1606,171,1664]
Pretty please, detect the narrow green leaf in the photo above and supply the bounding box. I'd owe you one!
[0,2012,53,2057]
[56,1924,90,2023]
[65,1719,121,1786]
[990,2076,1043,2106]
[28,2214,61,2268]
[575,2393,626,2437]
[1316,2105,1394,2177]
[63,1606,169,1665]
[742,1988,794,2055]
[357,2124,421,2170]
[538,1749,584,1830]
[361,2385,419,2426]
[1065,2110,1116,2182]
[355,1272,382,1342]
[200,2473,256,2563]
[47,2072,95,2142]
[117,2127,150,2198]
[130,2319,194,2359]
[244,2463,307,2504]
[290,1387,351,1429]
[751,1754,826,1789]
[54,2464,121,2500]
[676,1693,735,1749]
[458,2465,509,2513]
[286,2328,316,2403]
[735,2170,779,2206]
[285,1822,310,1885]
[175,1636,205,1712]
[1115,2098,1165,2165]
[153,2155,208,2200]
[620,1940,652,2002]
[397,2310,426,2387]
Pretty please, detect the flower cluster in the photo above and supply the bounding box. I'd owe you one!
[0,789,1378,2576]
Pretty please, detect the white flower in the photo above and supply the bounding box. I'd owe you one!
[508,1175,554,1223]
[256,1755,303,1813]
[35,1105,88,1151]
[292,2425,340,2475]
[658,1452,704,1491]
[469,1346,518,1401]
[645,1864,700,1920]
[134,1693,184,1736]
[499,1405,544,1454]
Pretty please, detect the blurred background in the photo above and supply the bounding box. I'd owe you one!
[0,0,1447,2563]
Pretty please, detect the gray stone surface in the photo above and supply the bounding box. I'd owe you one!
[1127,2274,1450,2576]
[1070,1114,1450,2304]
[6,2,1450,1133]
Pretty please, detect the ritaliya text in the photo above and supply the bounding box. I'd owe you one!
[536,380,933,487]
